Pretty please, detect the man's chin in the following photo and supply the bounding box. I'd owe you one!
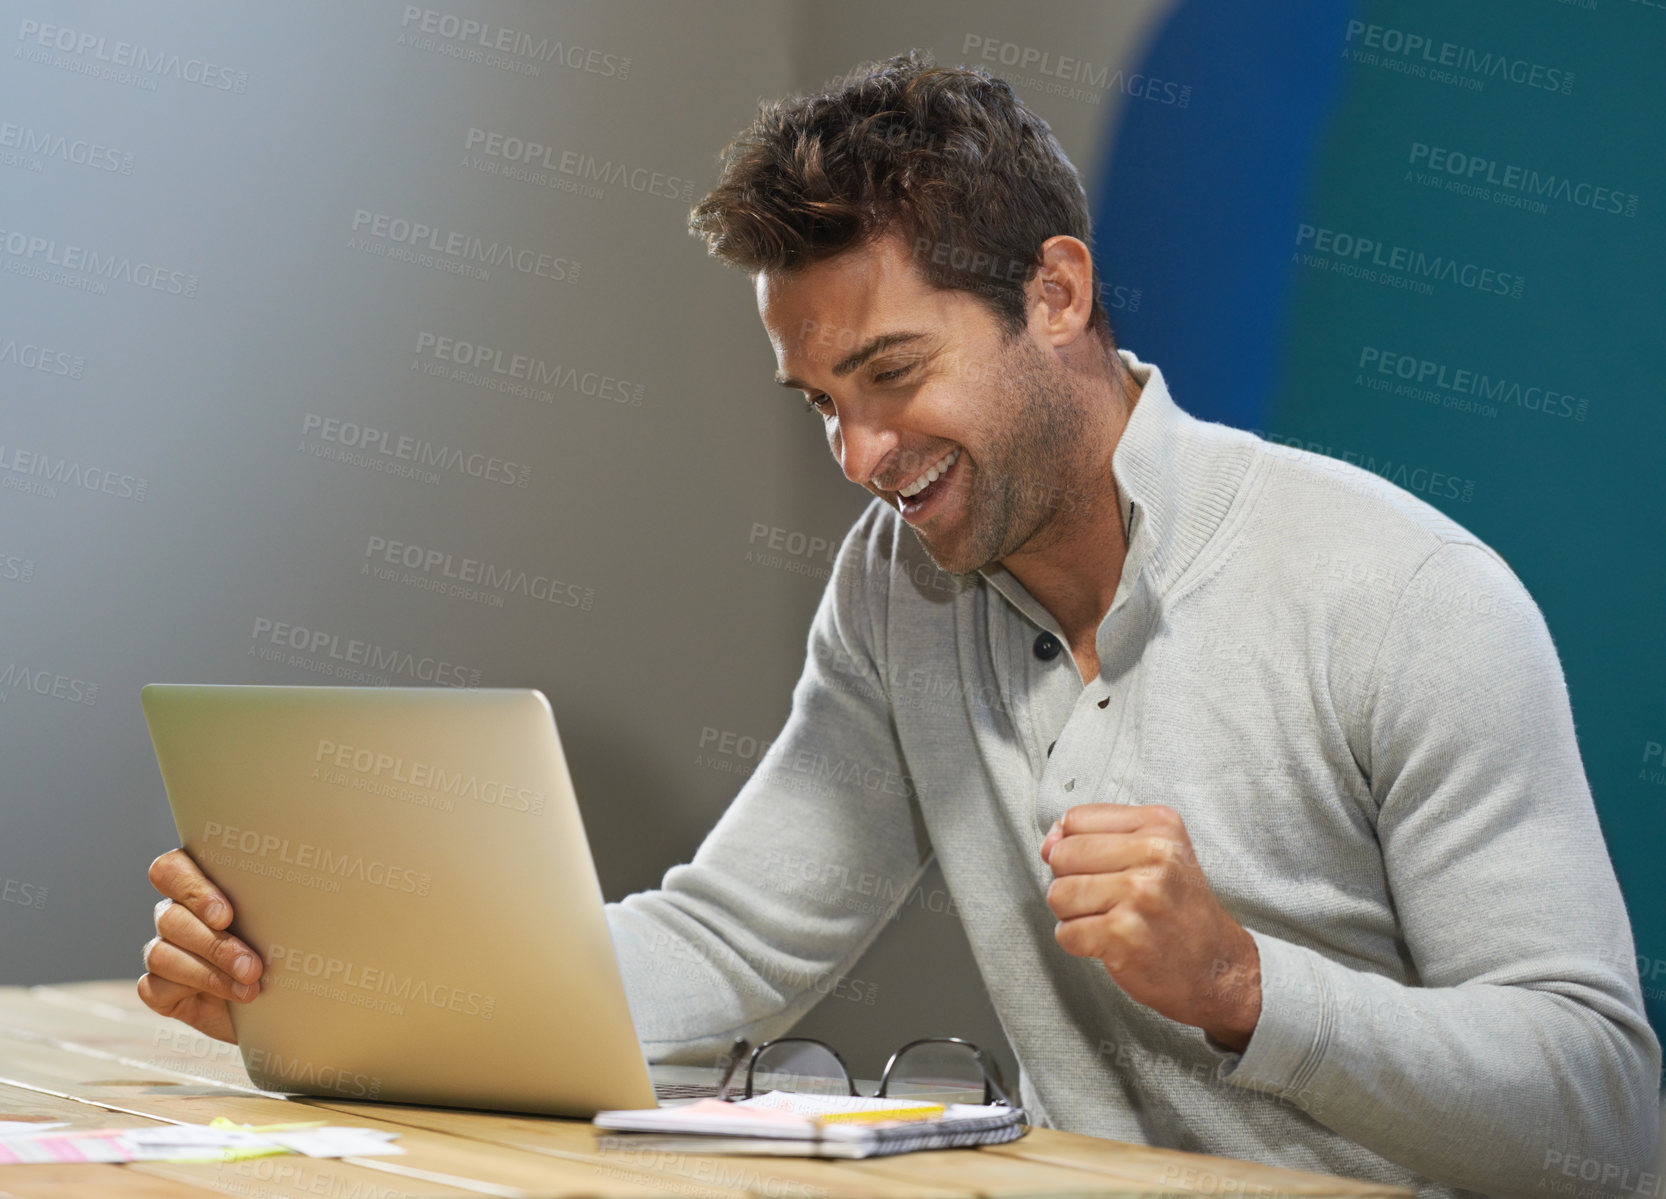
[907,525,991,579]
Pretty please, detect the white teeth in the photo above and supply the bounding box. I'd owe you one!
[900,448,959,499]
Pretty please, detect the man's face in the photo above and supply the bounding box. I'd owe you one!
[757,232,1089,576]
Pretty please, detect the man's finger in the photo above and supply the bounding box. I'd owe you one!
[156,900,261,987]
[137,971,209,1018]
[142,936,257,1003]
[136,974,236,1043]
[1046,831,1178,877]
[1054,905,1148,965]
[1046,871,1131,920]
[148,849,232,930]
[1058,803,1179,837]
[1039,819,1063,862]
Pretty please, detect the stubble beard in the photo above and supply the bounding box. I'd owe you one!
[910,335,1093,576]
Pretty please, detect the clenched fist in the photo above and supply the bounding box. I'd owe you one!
[1041,803,1261,1051]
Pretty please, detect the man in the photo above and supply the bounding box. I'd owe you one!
[144,51,1659,1196]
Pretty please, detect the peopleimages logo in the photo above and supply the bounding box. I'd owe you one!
[299,413,530,487]
[245,1048,379,1099]
[316,739,545,815]
[414,331,643,407]
[362,535,596,610]
[397,7,630,79]
[0,875,47,911]
[1356,346,1589,421]
[348,209,579,284]
[1256,433,1477,505]
[1407,142,1638,218]
[0,443,148,501]
[267,943,496,1020]
[0,121,133,173]
[199,820,432,897]
[0,226,198,296]
[1343,20,1574,94]
[15,19,250,92]
[0,552,37,584]
[959,34,1191,107]
[0,663,96,705]
[248,615,482,688]
[463,128,695,202]
[1294,223,1524,299]
[0,337,83,378]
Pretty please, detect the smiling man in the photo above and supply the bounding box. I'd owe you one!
[139,49,1659,1198]
[761,232,1134,678]
[606,50,1660,1196]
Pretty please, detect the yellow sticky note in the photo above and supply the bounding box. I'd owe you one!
[209,1116,327,1133]
[814,1102,944,1125]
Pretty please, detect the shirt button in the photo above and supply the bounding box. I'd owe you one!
[1033,632,1061,661]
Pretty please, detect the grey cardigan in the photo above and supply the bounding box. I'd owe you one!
[607,349,1660,1197]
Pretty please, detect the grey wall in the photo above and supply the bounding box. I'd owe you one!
[0,0,1176,1083]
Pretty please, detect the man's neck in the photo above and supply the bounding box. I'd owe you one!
[1000,352,1141,683]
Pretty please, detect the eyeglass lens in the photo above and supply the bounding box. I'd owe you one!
[748,1039,854,1097]
[881,1040,990,1105]
[746,1037,997,1105]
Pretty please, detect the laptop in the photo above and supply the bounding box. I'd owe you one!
[141,683,724,1116]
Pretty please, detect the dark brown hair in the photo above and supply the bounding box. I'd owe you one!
[688,49,1113,346]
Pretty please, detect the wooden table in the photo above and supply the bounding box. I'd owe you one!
[0,982,1411,1198]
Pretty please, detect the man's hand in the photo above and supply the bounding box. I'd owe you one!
[139,849,261,1043]
[1041,803,1261,1051]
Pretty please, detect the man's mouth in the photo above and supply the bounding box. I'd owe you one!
[895,447,961,520]
[898,447,959,498]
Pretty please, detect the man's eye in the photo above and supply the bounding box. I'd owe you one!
[873,364,914,383]
[803,395,831,415]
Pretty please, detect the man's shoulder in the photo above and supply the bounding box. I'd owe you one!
[1248,435,1497,567]
[1237,435,1530,629]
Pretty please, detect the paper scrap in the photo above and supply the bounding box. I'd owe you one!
[0,1118,404,1165]
[266,1127,404,1158]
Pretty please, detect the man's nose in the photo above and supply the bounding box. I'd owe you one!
[835,404,898,489]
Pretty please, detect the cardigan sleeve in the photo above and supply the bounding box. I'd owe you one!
[604,503,933,1063]
[1207,541,1660,1196]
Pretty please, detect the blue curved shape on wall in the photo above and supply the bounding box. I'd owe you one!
[1089,0,1356,430]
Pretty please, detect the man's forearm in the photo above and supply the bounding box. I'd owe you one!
[1209,930,1660,1198]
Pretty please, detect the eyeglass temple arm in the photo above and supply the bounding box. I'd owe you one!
[714,1037,750,1101]
[977,1047,1014,1107]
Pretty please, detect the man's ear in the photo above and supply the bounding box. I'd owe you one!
[1028,235,1095,349]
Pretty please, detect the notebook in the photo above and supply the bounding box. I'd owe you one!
[594,1091,1027,1158]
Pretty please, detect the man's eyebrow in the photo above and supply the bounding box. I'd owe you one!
[773,331,931,390]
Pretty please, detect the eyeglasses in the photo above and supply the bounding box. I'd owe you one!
[714,1036,1012,1107]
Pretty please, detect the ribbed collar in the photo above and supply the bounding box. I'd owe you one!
[977,347,1254,625]
[1107,347,1254,595]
